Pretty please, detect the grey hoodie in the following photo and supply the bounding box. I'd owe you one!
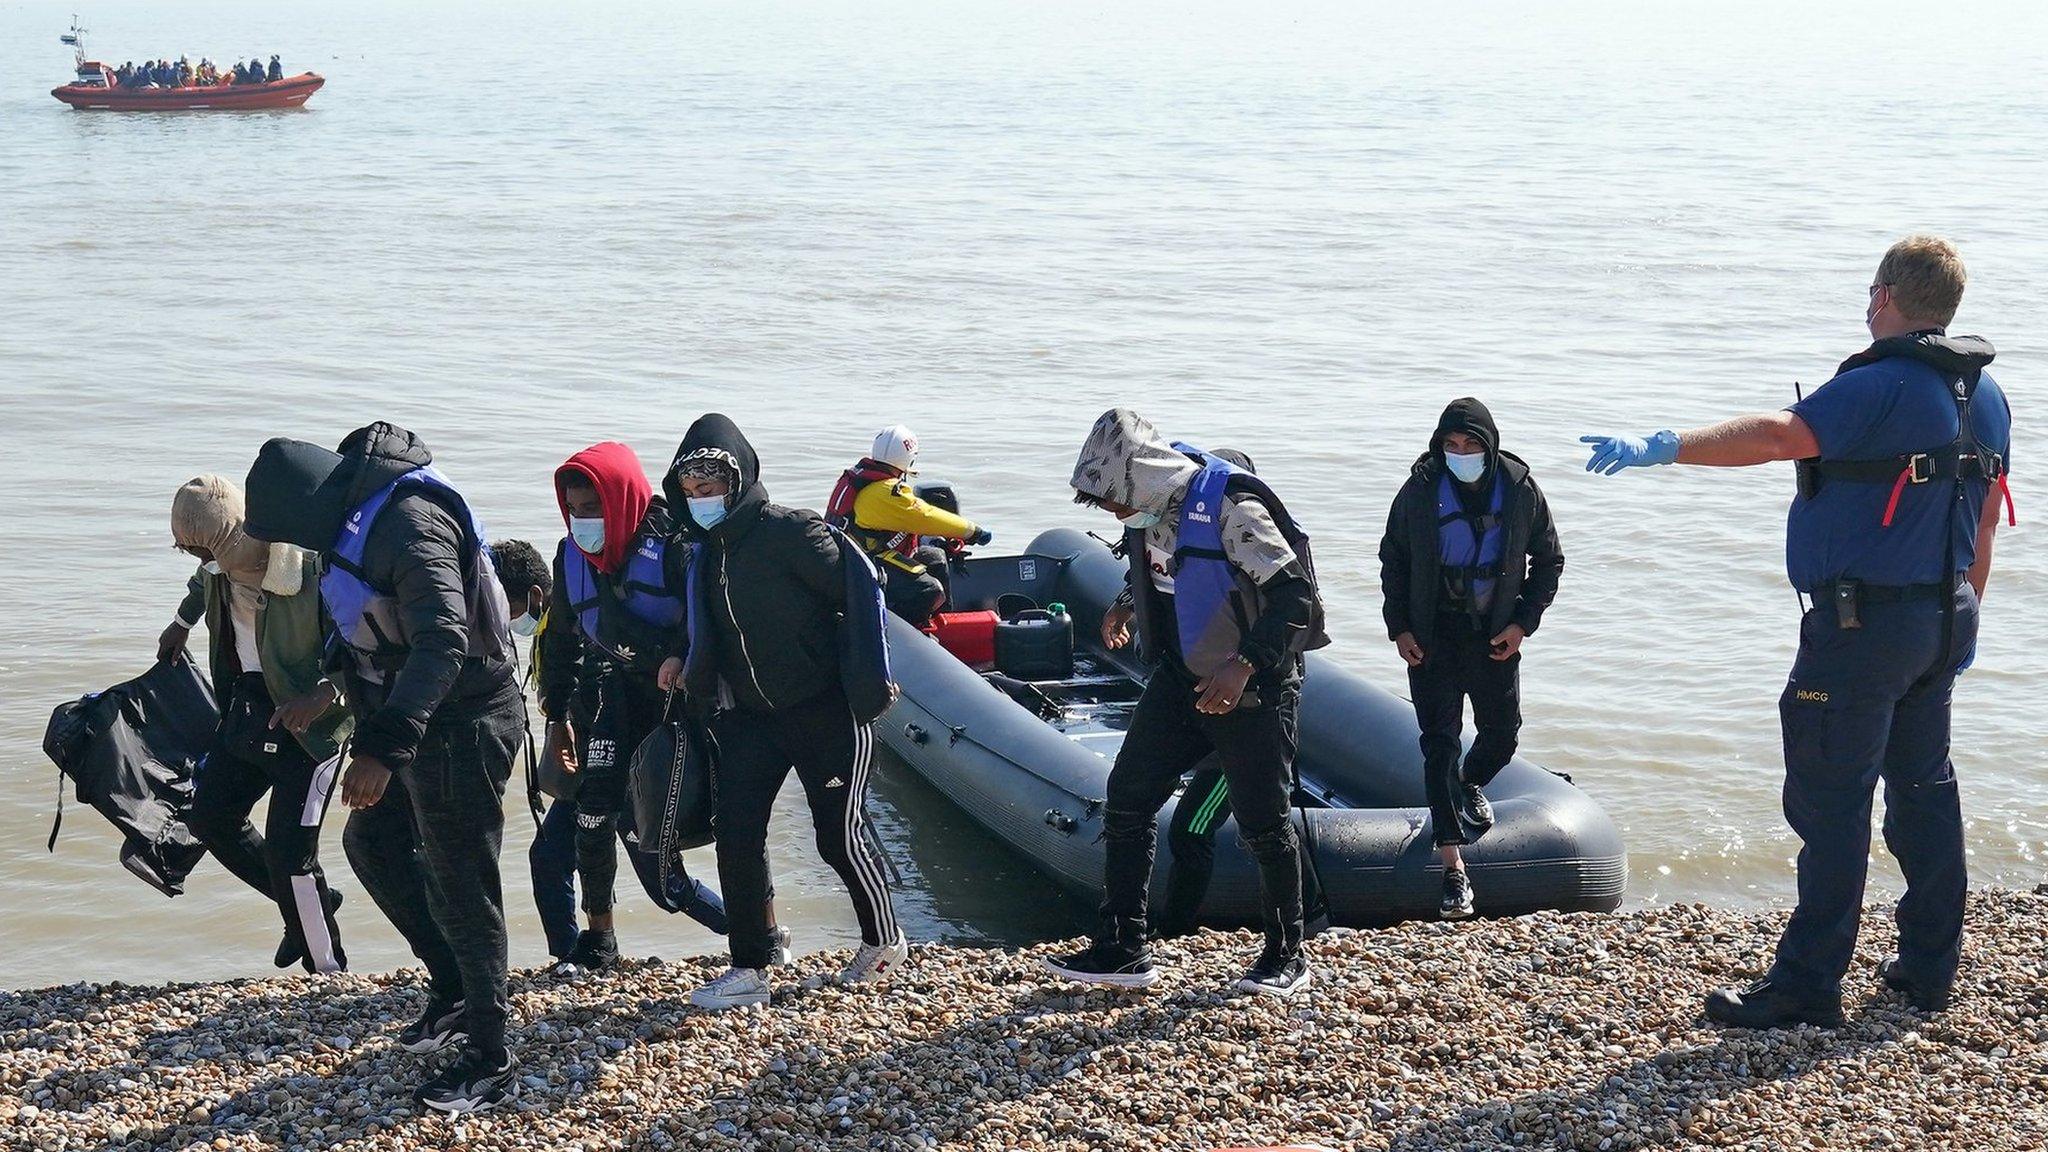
[1070,409,1297,586]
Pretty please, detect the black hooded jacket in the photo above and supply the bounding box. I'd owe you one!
[245,423,516,770]
[663,414,848,714]
[1379,398,1565,649]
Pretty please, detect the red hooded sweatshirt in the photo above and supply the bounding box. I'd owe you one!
[555,442,653,575]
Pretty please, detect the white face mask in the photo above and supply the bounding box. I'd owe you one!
[1118,509,1162,530]
[201,560,224,575]
[1445,450,1488,484]
[569,517,606,555]
[510,611,538,638]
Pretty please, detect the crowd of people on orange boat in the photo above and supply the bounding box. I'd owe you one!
[113,54,282,89]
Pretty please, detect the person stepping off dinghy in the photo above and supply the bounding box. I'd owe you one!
[160,474,354,974]
[1047,409,1328,998]
[825,424,993,629]
[657,414,906,1011]
[1379,399,1564,920]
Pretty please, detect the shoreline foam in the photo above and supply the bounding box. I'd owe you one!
[5,890,2046,1150]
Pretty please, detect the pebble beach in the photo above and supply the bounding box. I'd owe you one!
[6,889,2046,1152]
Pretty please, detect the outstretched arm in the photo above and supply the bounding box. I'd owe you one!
[1581,411,1819,474]
[1672,411,1820,467]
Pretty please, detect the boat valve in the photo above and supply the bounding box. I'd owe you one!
[903,723,930,745]
[1043,809,1078,834]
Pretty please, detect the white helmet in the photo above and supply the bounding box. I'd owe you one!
[871,425,919,472]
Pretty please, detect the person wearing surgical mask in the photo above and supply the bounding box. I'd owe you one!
[535,445,726,977]
[1378,397,1564,919]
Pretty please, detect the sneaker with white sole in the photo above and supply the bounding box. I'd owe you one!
[690,967,770,1010]
[398,997,467,1054]
[840,933,908,984]
[414,1046,517,1114]
[772,925,794,967]
[1041,940,1160,990]
[1235,949,1313,998]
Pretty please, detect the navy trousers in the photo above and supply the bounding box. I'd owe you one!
[528,796,727,960]
[1768,584,1977,998]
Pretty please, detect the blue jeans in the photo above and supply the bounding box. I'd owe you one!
[529,795,726,960]
[1768,583,1977,998]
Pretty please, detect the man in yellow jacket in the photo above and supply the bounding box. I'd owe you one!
[826,425,992,627]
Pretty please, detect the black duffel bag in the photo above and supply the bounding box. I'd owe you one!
[628,693,715,892]
[42,656,218,897]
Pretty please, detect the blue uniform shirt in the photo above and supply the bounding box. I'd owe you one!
[1786,356,2010,590]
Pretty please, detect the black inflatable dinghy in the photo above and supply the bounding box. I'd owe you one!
[877,529,1626,926]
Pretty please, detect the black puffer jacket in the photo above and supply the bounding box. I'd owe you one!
[1379,399,1564,650]
[664,414,847,714]
[245,423,516,771]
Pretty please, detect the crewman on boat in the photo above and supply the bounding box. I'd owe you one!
[1380,398,1564,920]
[1581,234,2013,1028]
[1049,408,1328,998]
[268,54,284,82]
[825,425,992,628]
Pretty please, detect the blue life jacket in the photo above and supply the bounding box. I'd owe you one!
[1436,470,1506,614]
[1162,442,1322,677]
[320,466,495,676]
[562,532,685,663]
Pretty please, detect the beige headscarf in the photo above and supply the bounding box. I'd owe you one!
[171,475,275,588]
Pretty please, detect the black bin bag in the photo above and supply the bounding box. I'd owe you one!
[628,701,715,893]
[41,656,218,896]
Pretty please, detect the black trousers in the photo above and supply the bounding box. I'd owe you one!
[881,545,950,629]
[1768,586,1976,998]
[1407,616,1520,848]
[187,673,346,972]
[572,672,663,917]
[710,686,898,969]
[344,686,524,1060]
[1101,663,1304,956]
[1158,757,1327,938]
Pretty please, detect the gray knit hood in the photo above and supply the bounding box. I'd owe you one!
[1070,408,1199,517]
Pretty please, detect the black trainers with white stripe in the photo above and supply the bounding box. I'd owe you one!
[414,1046,517,1114]
[398,997,467,1054]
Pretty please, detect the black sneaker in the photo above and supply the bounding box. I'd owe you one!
[398,997,467,1054]
[1460,784,1495,836]
[1704,978,1844,1029]
[414,1047,517,1114]
[1041,941,1160,990]
[555,928,619,976]
[1235,949,1312,998]
[1877,957,1952,1012]
[1440,868,1476,920]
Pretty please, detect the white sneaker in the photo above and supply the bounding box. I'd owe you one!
[839,933,909,984]
[773,925,794,967]
[690,967,770,1010]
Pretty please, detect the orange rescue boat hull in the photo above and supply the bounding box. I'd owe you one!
[52,72,324,111]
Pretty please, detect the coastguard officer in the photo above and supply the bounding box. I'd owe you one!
[825,425,993,627]
[1581,234,2013,1027]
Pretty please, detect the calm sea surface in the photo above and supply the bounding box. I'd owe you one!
[2,0,2043,988]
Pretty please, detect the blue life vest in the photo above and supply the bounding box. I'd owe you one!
[320,466,495,676]
[1163,442,1320,677]
[562,532,685,662]
[1436,470,1506,613]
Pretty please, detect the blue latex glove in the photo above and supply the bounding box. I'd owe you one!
[1580,430,1680,474]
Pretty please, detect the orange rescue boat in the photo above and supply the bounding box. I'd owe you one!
[53,64,324,111]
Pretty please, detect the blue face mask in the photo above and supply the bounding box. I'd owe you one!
[1118,509,1162,531]
[1445,451,1488,484]
[569,517,606,555]
[688,495,729,529]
